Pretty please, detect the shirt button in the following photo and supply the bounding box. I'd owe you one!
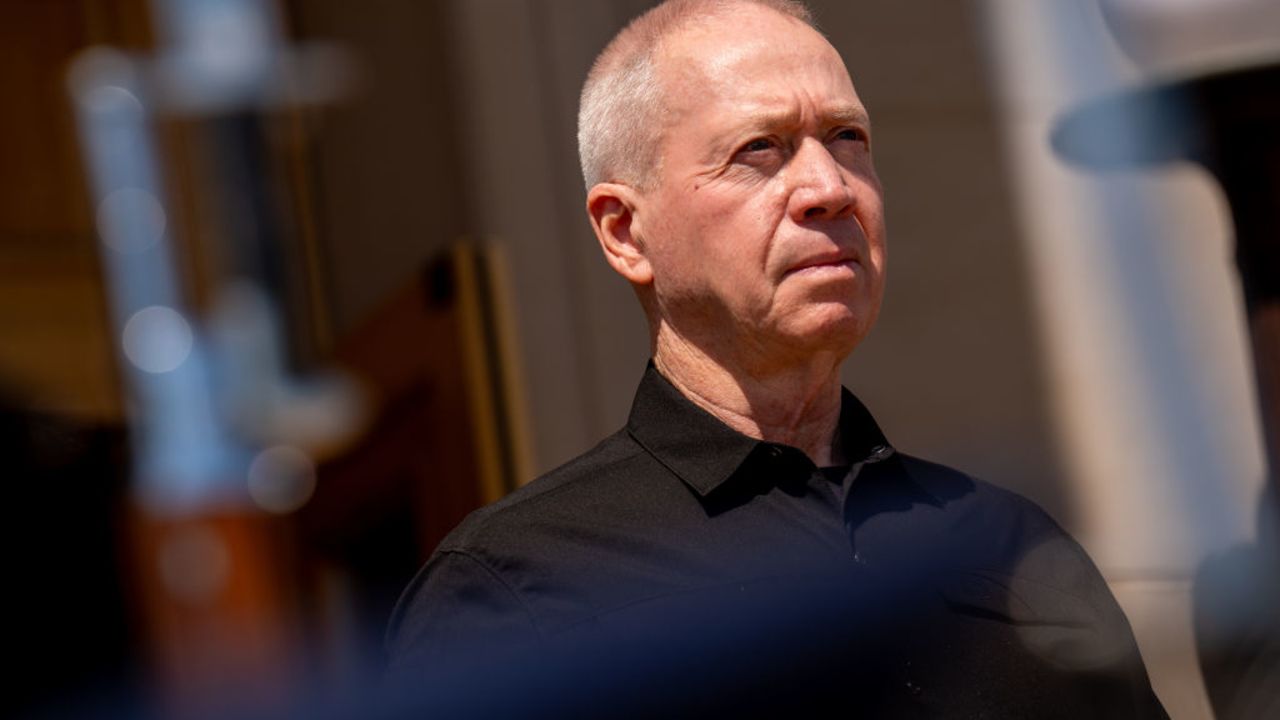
[867,444,892,461]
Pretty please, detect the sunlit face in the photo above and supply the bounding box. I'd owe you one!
[637,7,887,369]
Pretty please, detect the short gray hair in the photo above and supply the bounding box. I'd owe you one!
[576,0,815,191]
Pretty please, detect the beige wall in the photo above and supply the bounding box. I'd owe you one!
[982,2,1266,715]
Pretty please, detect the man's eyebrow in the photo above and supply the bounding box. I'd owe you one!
[737,105,872,131]
[825,106,872,129]
[736,107,803,131]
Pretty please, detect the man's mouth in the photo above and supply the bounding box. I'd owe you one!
[784,252,860,277]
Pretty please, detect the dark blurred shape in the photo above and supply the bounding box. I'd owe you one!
[1,388,140,719]
[1194,491,1280,720]
[1055,60,1280,720]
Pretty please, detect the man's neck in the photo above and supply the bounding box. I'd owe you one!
[653,326,846,466]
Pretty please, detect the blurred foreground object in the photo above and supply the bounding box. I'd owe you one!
[1055,2,1280,717]
[1099,0,1280,76]
[66,0,364,715]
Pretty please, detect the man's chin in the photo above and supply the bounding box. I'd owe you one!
[775,310,869,359]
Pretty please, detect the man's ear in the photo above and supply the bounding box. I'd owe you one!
[586,183,653,285]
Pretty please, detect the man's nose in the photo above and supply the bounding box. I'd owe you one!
[788,140,855,222]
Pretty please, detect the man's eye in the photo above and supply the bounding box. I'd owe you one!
[741,138,775,153]
[833,128,867,144]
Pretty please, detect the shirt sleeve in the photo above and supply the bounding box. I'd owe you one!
[383,549,542,683]
[1001,506,1171,720]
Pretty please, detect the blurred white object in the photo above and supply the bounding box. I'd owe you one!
[982,1,1268,715]
[1100,0,1280,74]
[66,1,360,516]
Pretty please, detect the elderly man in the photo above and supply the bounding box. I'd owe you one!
[386,1,1167,716]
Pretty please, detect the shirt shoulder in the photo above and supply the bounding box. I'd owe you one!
[890,452,1132,629]
[892,451,1068,542]
[386,424,708,661]
[435,427,656,556]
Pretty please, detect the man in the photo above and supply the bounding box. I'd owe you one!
[386,1,1168,716]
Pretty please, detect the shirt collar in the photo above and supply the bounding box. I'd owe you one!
[626,362,894,497]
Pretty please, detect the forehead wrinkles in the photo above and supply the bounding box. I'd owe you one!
[658,40,864,141]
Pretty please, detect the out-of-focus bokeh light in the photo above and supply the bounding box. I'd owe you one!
[183,1,273,83]
[247,444,316,514]
[122,305,194,374]
[97,187,166,254]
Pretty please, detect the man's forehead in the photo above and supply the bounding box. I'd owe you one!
[667,10,835,62]
[657,10,856,100]
[659,38,864,124]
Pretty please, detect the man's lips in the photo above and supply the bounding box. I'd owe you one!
[783,252,860,277]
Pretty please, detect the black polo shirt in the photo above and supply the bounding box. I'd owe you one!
[385,364,1167,718]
